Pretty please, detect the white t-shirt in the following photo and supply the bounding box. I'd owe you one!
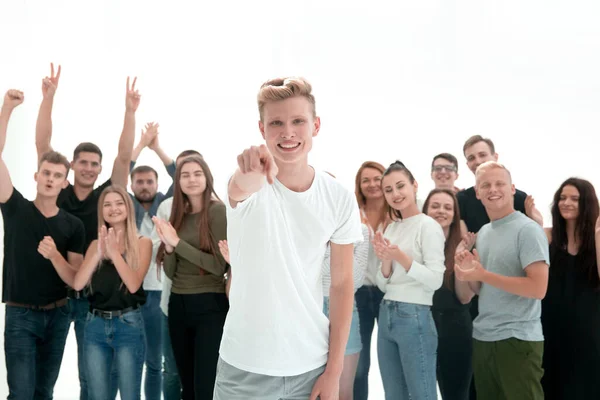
[322,223,370,294]
[140,212,162,291]
[375,213,446,306]
[220,170,363,377]
[155,198,173,316]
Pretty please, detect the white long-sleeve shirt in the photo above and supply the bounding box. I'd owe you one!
[376,213,445,306]
[322,223,370,295]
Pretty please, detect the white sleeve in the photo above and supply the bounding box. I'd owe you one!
[331,189,364,245]
[405,218,446,291]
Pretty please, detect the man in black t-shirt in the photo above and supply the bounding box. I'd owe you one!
[0,90,85,399]
[35,63,141,399]
[456,134,543,400]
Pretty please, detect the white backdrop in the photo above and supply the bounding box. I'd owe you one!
[0,0,599,398]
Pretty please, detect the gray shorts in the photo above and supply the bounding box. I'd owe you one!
[212,357,326,400]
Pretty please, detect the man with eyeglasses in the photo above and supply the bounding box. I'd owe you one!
[431,153,462,193]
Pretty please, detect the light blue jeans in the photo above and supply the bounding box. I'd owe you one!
[377,300,438,400]
[84,308,146,400]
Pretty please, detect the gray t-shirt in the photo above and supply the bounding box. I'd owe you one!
[473,211,549,342]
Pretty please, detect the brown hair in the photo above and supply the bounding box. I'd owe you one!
[130,165,158,181]
[39,151,71,175]
[73,142,103,162]
[431,153,458,170]
[354,161,387,229]
[156,156,222,273]
[462,135,495,156]
[257,77,316,121]
[422,189,462,290]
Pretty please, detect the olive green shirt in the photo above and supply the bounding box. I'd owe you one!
[164,202,227,294]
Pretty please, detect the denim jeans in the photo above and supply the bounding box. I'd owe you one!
[354,285,384,400]
[141,290,162,400]
[84,308,146,400]
[4,304,70,400]
[162,312,181,400]
[377,300,438,400]
[70,297,119,400]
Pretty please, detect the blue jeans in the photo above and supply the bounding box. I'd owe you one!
[354,285,384,400]
[162,313,181,400]
[70,297,119,400]
[84,309,146,400]
[378,300,438,400]
[4,304,70,400]
[141,291,162,400]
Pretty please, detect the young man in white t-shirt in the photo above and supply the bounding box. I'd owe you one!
[213,77,363,400]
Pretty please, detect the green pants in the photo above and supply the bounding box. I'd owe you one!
[473,338,544,400]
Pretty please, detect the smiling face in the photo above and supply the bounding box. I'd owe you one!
[465,141,498,175]
[382,170,418,213]
[425,192,455,230]
[476,166,515,215]
[71,151,102,188]
[102,192,128,226]
[258,96,320,166]
[431,157,459,190]
[360,167,384,201]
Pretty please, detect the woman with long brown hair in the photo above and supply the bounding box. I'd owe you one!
[541,177,600,399]
[423,188,475,400]
[72,185,152,400]
[153,155,228,400]
[353,161,389,400]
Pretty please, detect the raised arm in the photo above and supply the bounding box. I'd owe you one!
[0,90,24,203]
[146,124,174,167]
[111,77,140,187]
[35,63,60,162]
[131,122,158,164]
[228,144,278,208]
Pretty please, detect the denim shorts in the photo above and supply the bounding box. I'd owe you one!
[323,297,362,355]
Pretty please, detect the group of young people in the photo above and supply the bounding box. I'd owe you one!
[0,64,598,400]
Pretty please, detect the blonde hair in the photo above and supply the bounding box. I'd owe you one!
[475,160,512,183]
[257,77,316,121]
[97,185,140,272]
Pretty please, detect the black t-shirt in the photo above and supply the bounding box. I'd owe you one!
[57,179,112,251]
[432,279,470,312]
[89,259,146,311]
[1,189,85,305]
[456,186,527,233]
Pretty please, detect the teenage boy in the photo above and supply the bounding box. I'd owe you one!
[35,63,140,400]
[455,161,549,400]
[1,89,85,399]
[213,77,363,400]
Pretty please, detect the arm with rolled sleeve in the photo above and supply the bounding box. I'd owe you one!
[405,219,446,291]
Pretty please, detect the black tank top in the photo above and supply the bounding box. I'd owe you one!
[88,258,146,311]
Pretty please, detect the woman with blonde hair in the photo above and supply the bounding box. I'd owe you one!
[72,185,152,400]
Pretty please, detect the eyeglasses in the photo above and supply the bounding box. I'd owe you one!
[432,165,457,173]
